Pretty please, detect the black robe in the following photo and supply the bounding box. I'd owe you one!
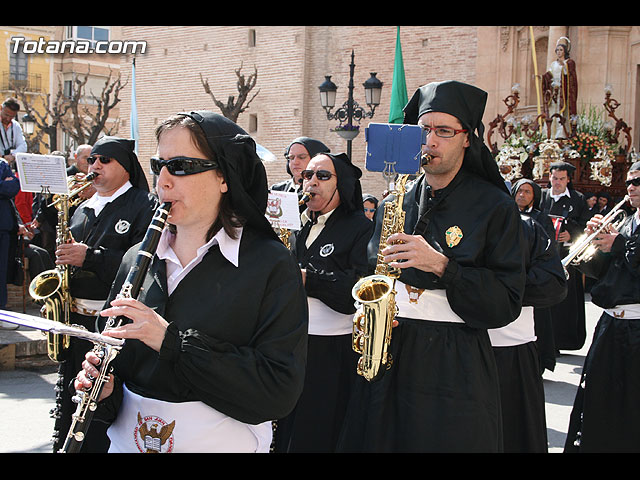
[338,169,527,452]
[539,188,589,350]
[274,205,373,452]
[565,214,640,452]
[492,215,566,453]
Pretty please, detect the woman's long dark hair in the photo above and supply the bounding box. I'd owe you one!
[155,115,245,241]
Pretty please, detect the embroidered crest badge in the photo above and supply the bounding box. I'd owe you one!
[115,219,131,234]
[134,412,176,453]
[445,226,463,248]
[405,284,425,304]
[319,243,334,257]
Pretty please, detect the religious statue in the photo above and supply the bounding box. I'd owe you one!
[542,36,578,139]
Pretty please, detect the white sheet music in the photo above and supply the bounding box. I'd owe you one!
[266,190,302,231]
[15,152,69,194]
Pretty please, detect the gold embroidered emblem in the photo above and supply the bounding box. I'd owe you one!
[445,226,463,248]
[134,412,176,453]
[405,284,425,304]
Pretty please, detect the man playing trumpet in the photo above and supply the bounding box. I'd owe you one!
[564,163,640,452]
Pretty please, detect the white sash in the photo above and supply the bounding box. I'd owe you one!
[604,304,640,320]
[394,282,464,323]
[488,306,536,347]
[107,384,272,453]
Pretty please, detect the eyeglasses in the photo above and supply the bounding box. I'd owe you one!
[286,153,309,162]
[300,169,335,181]
[150,156,219,176]
[87,155,112,165]
[421,126,468,138]
[626,177,640,187]
[364,208,376,213]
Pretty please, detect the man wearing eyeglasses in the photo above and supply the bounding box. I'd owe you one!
[564,164,640,452]
[51,136,158,453]
[274,152,373,453]
[338,80,526,453]
[539,161,590,353]
[271,137,330,210]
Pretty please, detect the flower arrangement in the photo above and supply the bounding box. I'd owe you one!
[497,124,542,162]
[570,131,608,160]
[570,106,619,160]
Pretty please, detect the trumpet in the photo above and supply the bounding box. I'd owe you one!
[562,195,629,270]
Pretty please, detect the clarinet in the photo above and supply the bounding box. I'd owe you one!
[59,202,172,453]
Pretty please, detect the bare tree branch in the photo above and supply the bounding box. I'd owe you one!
[199,62,260,122]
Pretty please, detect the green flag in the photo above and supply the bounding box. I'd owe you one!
[388,26,408,124]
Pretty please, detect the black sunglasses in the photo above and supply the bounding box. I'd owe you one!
[626,178,640,187]
[150,156,219,176]
[87,155,112,165]
[300,169,334,181]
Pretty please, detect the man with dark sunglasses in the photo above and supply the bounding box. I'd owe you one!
[274,152,372,453]
[564,163,640,452]
[51,136,158,453]
[338,80,527,453]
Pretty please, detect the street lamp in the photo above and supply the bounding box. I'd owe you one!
[318,50,383,158]
[21,113,35,135]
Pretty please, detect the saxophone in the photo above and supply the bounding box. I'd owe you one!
[29,172,98,362]
[351,174,410,382]
[59,202,172,453]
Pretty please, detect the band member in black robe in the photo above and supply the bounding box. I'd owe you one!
[489,213,566,452]
[274,152,372,452]
[271,137,330,210]
[75,111,308,453]
[564,163,640,452]
[539,161,590,351]
[52,137,158,453]
[512,178,560,374]
[337,80,527,452]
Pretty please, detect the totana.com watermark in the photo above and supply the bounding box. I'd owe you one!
[11,36,147,55]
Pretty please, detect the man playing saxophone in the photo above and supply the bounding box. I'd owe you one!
[338,81,527,452]
[274,152,372,452]
[564,163,640,452]
[51,137,158,453]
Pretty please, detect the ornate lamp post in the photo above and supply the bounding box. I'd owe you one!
[21,113,35,135]
[318,50,383,159]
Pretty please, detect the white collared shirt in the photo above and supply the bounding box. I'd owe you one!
[301,208,336,248]
[156,225,242,295]
[83,180,132,216]
[550,187,570,202]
